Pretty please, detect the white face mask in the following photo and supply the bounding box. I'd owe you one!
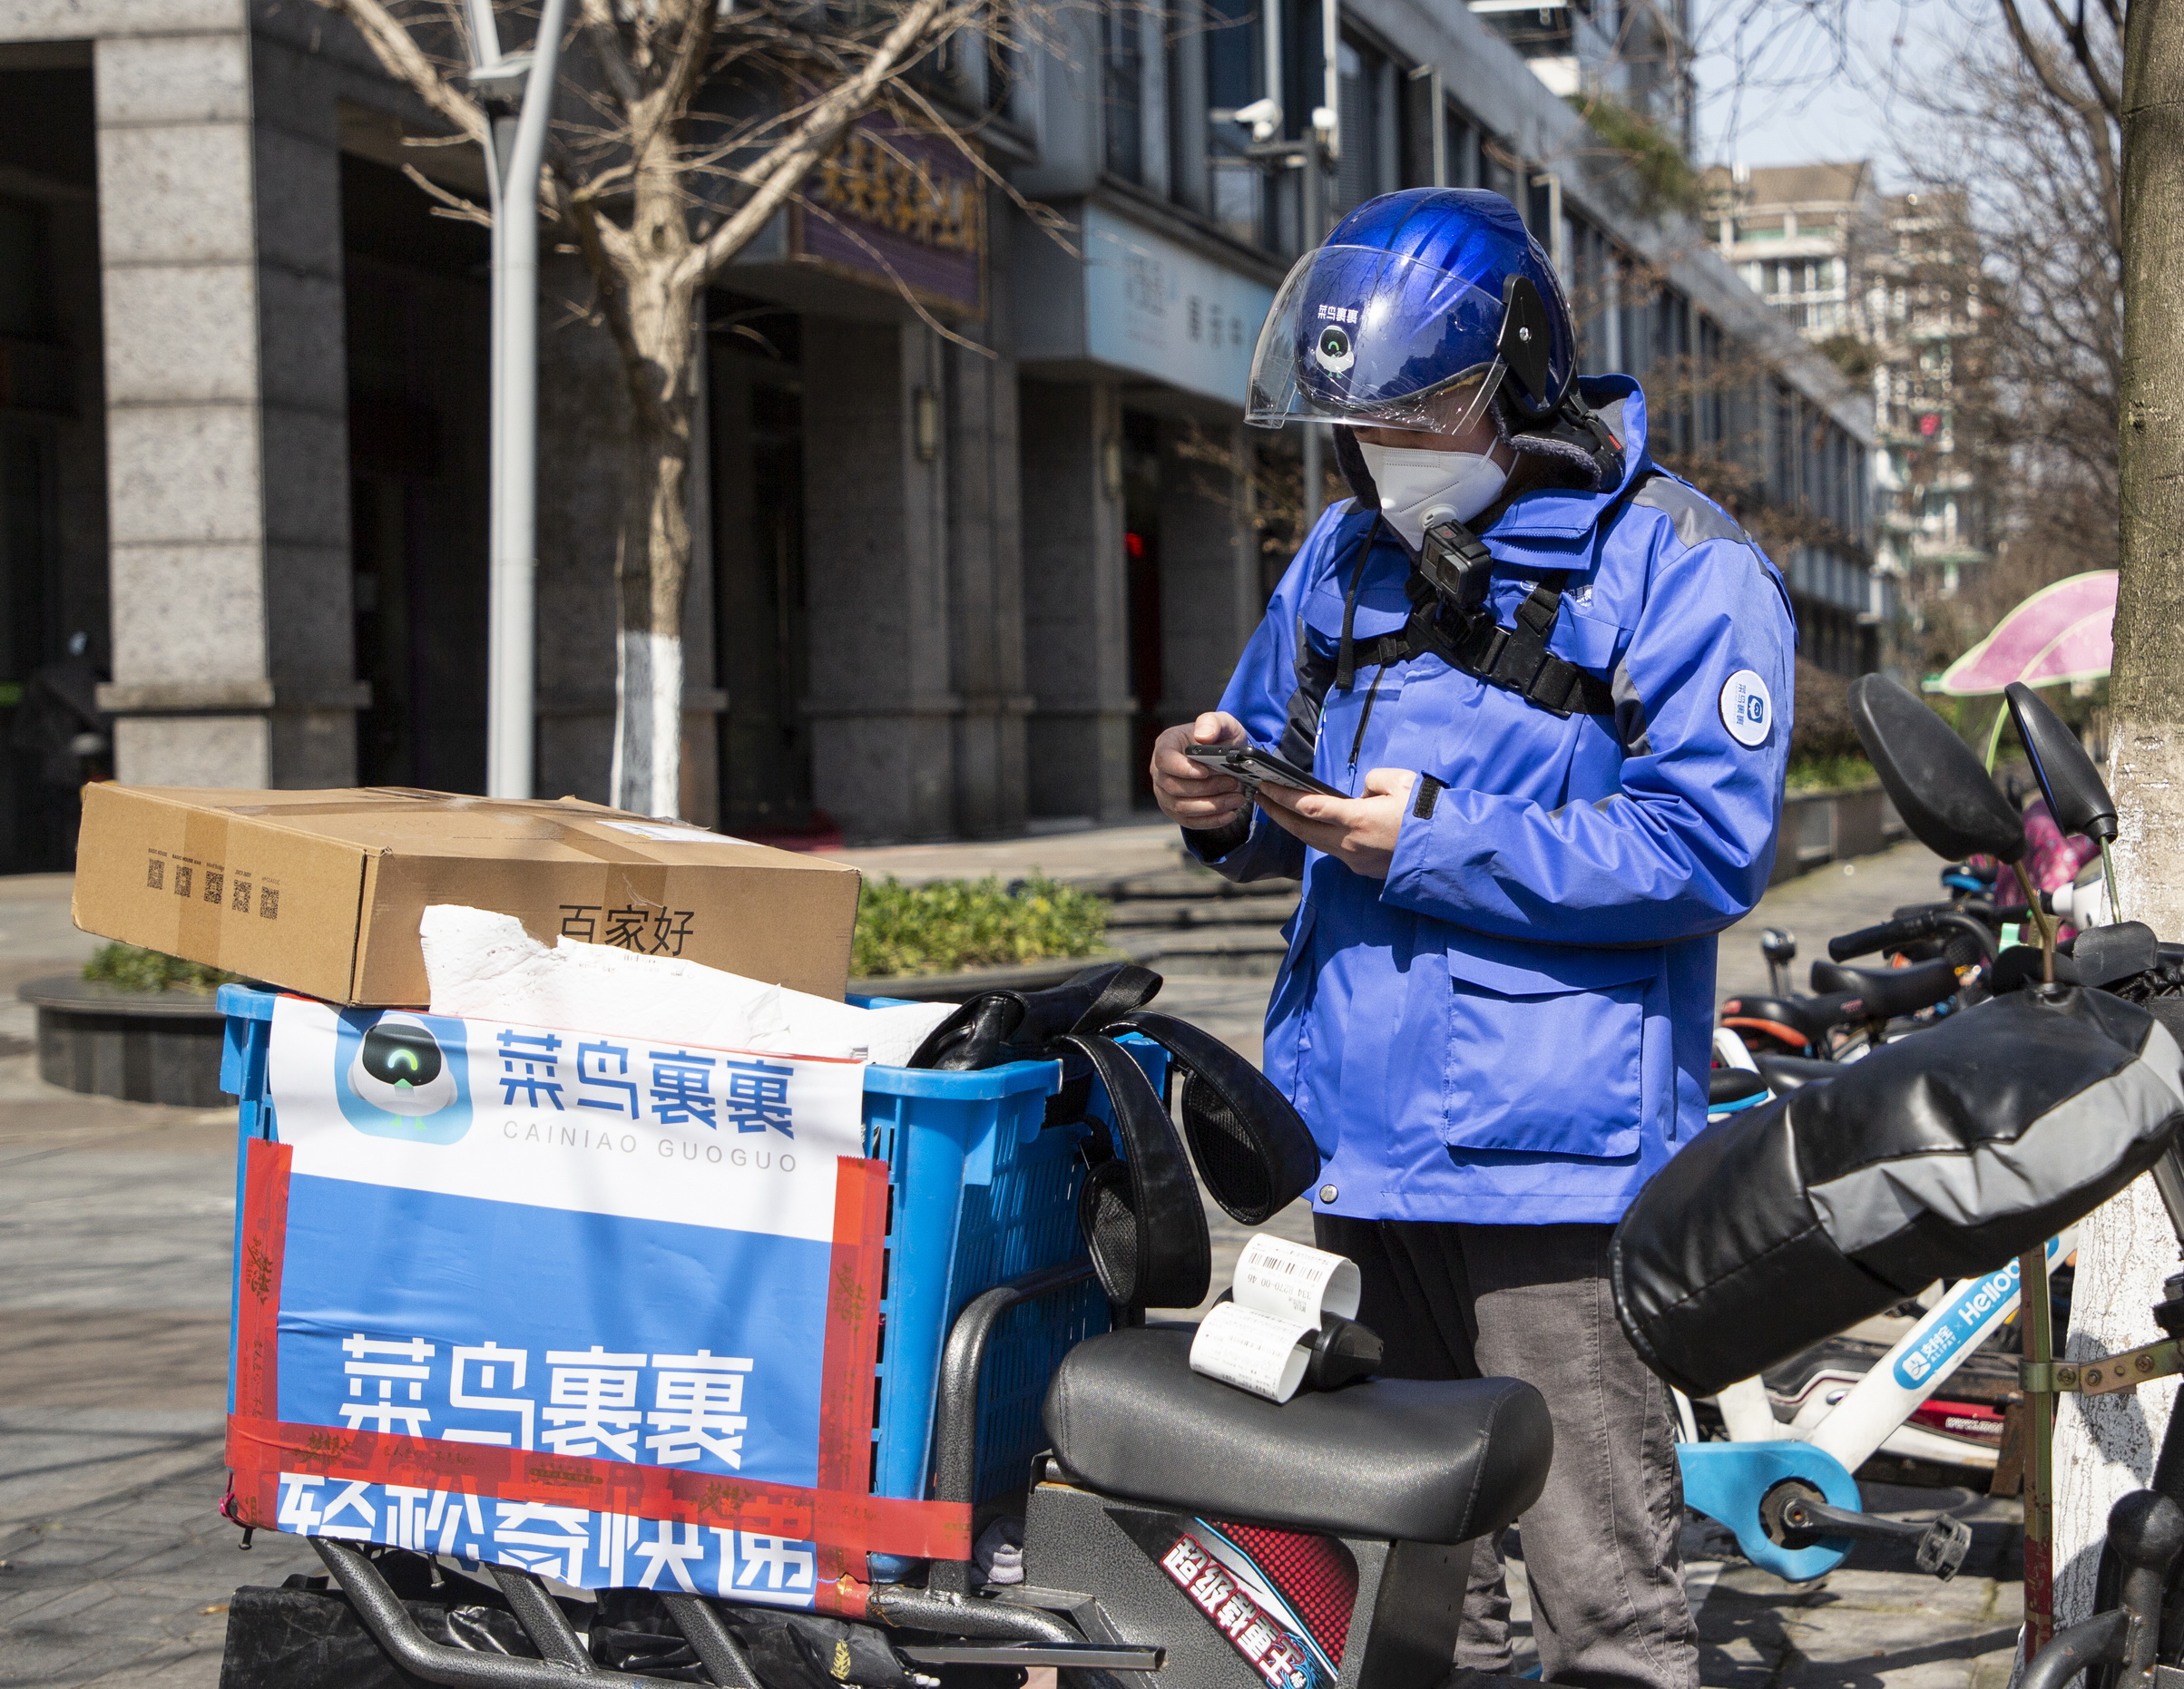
[1356,441,1509,552]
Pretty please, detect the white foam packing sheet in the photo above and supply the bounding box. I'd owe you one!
[419,904,956,1067]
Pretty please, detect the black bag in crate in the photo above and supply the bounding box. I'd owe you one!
[909,962,1317,1311]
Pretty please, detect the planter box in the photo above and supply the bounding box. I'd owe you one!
[1771,785,1905,884]
[20,975,230,1107]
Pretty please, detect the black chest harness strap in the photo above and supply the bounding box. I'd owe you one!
[1337,533,1617,719]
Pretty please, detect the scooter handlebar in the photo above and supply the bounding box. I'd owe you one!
[1830,914,1935,962]
[1829,910,1997,966]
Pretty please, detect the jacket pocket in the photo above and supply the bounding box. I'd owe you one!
[1440,943,1658,1159]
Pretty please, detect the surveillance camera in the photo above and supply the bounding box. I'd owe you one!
[1232,97,1282,142]
[349,1014,459,1118]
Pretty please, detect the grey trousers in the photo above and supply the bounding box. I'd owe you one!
[1312,1217,1697,1689]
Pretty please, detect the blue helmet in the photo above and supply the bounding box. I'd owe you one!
[1245,190,1578,434]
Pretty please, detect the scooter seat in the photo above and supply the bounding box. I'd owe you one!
[1042,1325,1552,1546]
[1719,991,1851,1051]
[1807,955,1962,1021]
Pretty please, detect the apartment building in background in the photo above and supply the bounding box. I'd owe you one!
[1710,161,1987,612]
[1864,190,1989,593]
[0,0,1874,866]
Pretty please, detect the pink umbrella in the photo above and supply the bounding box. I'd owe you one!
[1936,571,2117,694]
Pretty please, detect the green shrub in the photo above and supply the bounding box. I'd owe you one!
[83,942,240,994]
[853,874,1111,978]
[1791,659,1866,763]
[1786,752,1876,794]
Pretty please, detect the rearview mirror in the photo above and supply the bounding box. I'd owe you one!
[2004,681,2117,843]
[1847,675,2025,864]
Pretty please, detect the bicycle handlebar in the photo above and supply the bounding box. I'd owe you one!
[1830,916,1929,962]
[1829,909,1998,965]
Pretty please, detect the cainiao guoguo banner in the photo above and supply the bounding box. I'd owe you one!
[225,993,969,1609]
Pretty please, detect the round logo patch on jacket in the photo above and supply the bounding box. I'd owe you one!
[1719,669,1773,747]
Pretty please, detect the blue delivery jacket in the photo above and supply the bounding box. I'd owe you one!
[1194,376,1797,1225]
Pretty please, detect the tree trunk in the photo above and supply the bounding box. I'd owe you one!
[609,278,700,819]
[2053,0,2184,1625]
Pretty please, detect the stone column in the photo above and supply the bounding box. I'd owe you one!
[1019,379,1132,821]
[534,251,628,806]
[800,318,957,842]
[945,332,1031,838]
[1156,415,1259,728]
[94,20,365,788]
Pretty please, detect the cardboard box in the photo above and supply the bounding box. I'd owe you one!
[73,786,862,1006]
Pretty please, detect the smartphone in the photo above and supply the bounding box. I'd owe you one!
[1184,744,1347,799]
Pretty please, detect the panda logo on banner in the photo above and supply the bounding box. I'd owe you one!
[1719,669,1773,748]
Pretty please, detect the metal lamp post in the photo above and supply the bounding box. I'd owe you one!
[464,0,571,801]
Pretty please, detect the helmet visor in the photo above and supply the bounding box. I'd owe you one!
[1246,245,1510,434]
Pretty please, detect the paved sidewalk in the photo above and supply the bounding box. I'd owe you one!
[1715,842,1954,1003]
[1687,1482,2022,1689]
[0,1076,318,1686]
[827,819,1190,887]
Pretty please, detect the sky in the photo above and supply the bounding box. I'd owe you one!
[1686,0,1968,181]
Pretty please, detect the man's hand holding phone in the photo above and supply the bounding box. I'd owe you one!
[1151,713,1253,830]
[1254,767,1417,880]
[1151,714,1418,880]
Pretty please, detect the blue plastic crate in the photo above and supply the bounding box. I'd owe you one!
[218,985,1161,1538]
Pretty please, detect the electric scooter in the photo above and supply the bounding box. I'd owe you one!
[249,679,2174,1689]
[1679,683,2145,1589]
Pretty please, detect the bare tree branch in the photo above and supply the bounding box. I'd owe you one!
[671,0,953,292]
[401,161,493,223]
[307,0,491,147]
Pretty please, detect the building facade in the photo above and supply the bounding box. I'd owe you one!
[1865,190,1989,594]
[1710,162,1987,617]
[1708,160,1879,340]
[0,0,1872,864]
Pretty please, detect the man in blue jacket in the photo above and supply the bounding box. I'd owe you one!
[1151,190,1795,1688]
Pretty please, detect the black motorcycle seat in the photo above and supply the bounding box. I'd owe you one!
[1042,1326,1552,1546]
[1807,955,1962,1021]
[1753,1053,1842,1091]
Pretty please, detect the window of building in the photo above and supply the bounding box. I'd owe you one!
[1444,104,1482,188]
[1334,34,1399,217]
[1697,314,1725,447]
[1205,0,1259,114]
[1203,0,1264,246]
[1482,142,1519,208]
[1103,0,1143,182]
[0,200,54,340]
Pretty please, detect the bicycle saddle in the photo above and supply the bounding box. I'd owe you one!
[1807,955,1962,1021]
[1043,1326,1550,1546]
[1719,991,1860,1050]
[1753,1052,1842,1092]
